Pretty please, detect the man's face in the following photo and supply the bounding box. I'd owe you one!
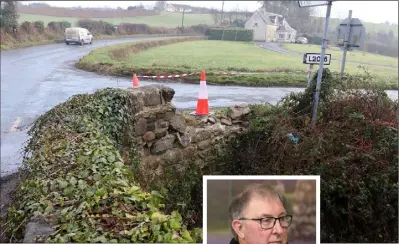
[237,195,289,244]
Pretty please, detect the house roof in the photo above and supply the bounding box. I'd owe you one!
[254,8,296,33]
[256,10,274,25]
[277,20,296,32]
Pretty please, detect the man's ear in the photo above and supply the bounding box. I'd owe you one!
[232,220,245,240]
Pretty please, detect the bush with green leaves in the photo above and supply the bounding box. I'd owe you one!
[0,1,19,32]
[20,21,35,34]
[214,73,398,243]
[279,68,336,116]
[4,88,202,243]
[47,21,71,31]
[33,20,45,33]
[77,19,116,35]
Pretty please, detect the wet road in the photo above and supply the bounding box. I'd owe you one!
[1,37,398,178]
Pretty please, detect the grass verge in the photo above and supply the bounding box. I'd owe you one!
[76,39,398,89]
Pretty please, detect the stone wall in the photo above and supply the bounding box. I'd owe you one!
[123,85,251,187]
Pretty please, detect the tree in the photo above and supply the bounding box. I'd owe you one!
[127,3,144,10]
[210,8,221,25]
[0,0,19,33]
[154,1,166,11]
[261,1,315,33]
[28,2,51,8]
[387,29,395,45]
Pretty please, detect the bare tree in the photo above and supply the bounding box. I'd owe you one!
[260,1,315,33]
[221,1,225,24]
[211,8,220,25]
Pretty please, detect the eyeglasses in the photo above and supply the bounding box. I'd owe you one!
[238,215,293,229]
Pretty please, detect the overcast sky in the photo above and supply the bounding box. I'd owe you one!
[24,1,398,24]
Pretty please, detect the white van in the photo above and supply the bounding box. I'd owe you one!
[65,27,93,45]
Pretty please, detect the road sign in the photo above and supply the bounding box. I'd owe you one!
[303,53,331,65]
[333,17,366,51]
[298,1,330,8]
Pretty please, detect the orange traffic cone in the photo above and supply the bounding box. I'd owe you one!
[193,70,210,116]
[132,74,140,88]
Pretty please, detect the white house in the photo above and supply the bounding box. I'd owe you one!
[165,3,192,13]
[244,7,297,42]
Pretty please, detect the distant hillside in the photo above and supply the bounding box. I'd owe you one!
[311,16,398,37]
[18,12,214,28]
[17,3,159,18]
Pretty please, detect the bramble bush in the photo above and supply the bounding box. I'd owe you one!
[213,68,398,243]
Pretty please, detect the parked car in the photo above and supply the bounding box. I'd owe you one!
[295,37,308,44]
[64,27,93,46]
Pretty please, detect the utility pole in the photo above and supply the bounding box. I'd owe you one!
[311,0,333,124]
[221,1,225,25]
[181,8,185,29]
[339,10,352,85]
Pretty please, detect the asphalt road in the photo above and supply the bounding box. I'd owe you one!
[1,37,398,178]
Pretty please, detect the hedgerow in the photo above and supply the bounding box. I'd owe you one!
[213,68,398,243]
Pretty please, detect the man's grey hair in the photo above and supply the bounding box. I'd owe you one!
[228,183,287,240]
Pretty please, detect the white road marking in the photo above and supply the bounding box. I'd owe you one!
[9,117,22,132]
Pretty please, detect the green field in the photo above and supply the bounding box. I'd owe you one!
[282,43,398,68]
[120,41,397,79]
[18,12,214,28]
[78,40,398,89]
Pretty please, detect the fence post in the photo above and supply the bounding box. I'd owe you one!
[221,28,225,40]
[234,29,238,41]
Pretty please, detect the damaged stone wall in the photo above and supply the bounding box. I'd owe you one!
[123,85,251,187]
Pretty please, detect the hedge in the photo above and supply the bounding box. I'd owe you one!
[208,28,253,42]
[47,21,71,31]
[77,19,116,35]
[213,69,398,243]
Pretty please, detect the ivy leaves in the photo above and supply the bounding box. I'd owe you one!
[5,88,202,243]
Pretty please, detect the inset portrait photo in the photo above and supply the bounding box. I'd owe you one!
[203,176,320,244]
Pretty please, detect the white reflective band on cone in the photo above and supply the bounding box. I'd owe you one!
[198,81,208,99]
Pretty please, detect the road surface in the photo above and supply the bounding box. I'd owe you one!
[1,37,398,177]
